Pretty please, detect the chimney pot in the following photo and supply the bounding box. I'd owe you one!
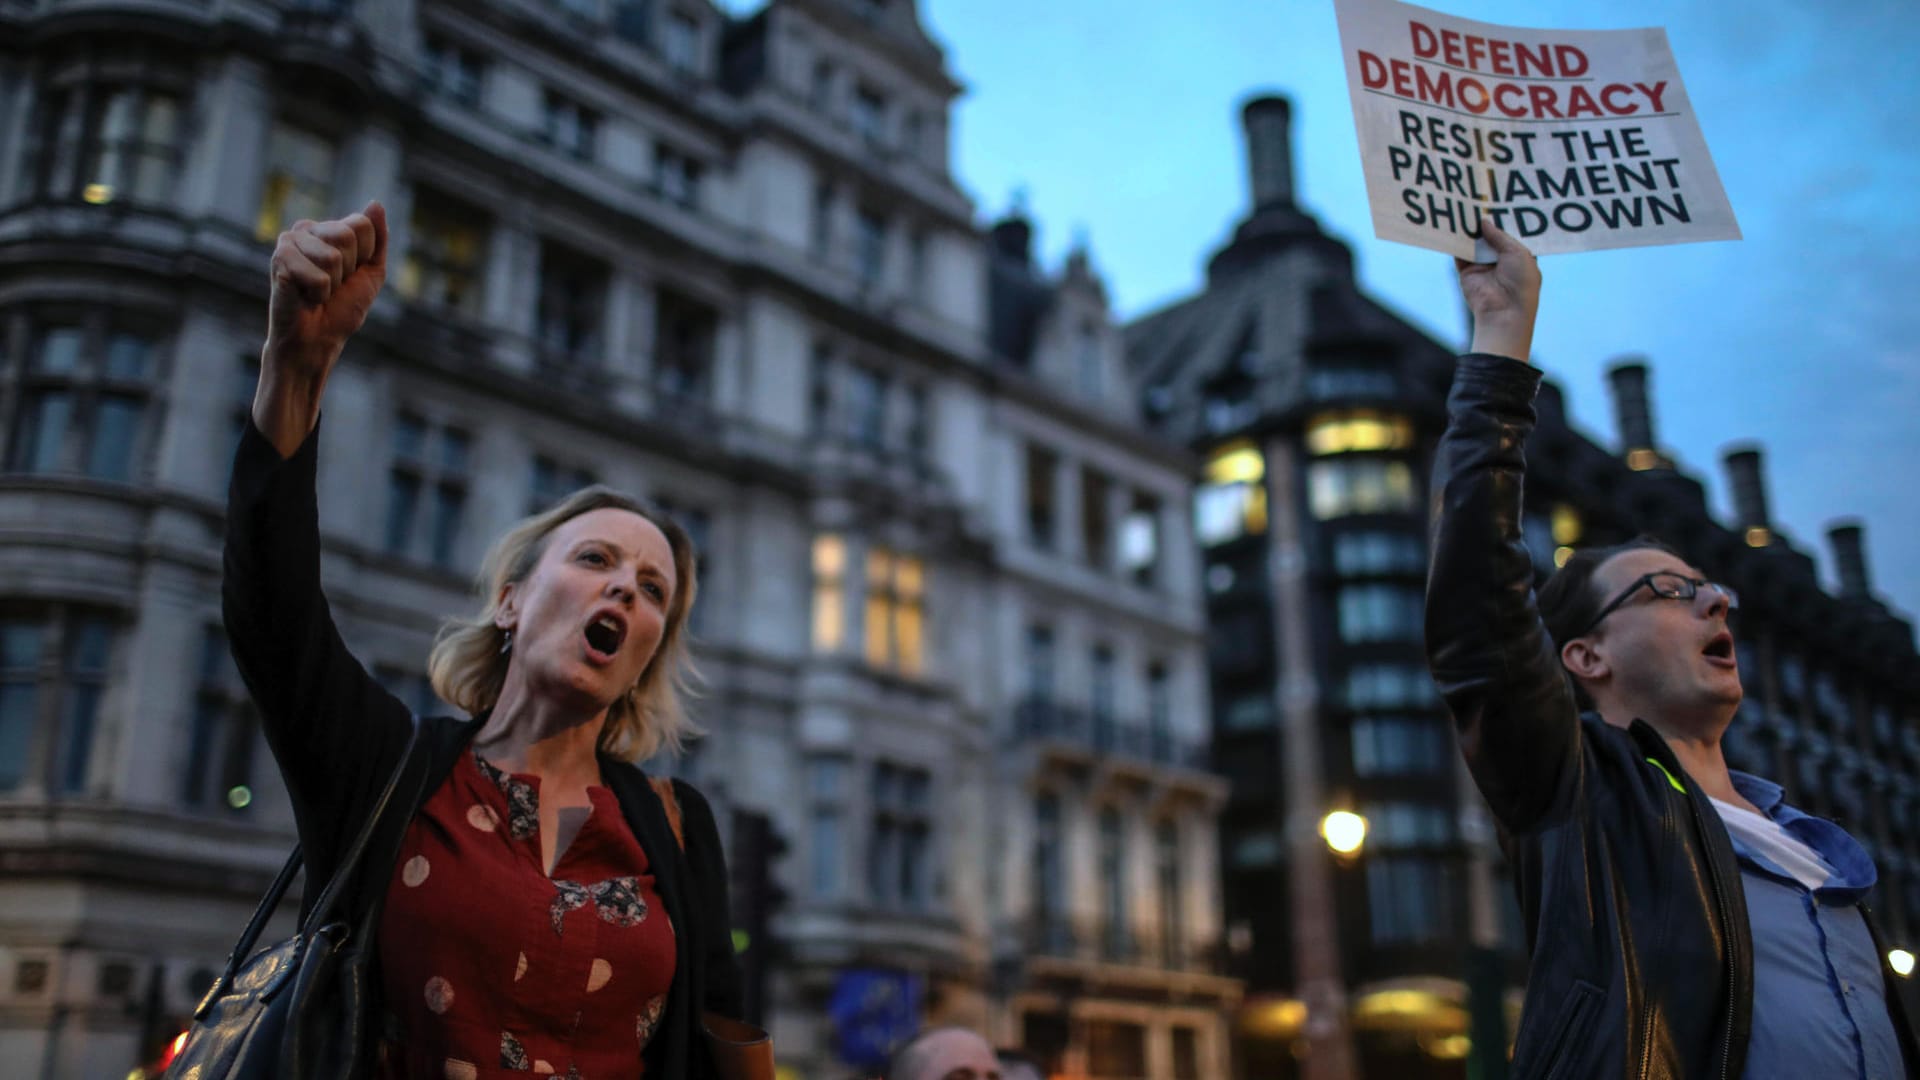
[1722,443,1772,544]
[990,215,1032,264]
[1605,358,1659,464]
[1827,520,1872,598]
[1241,95,1296,210]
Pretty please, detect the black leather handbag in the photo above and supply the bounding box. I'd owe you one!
[168,716,423,1079]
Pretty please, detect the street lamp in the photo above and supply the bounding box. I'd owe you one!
[1320,810,1367,856]
[1890,949,1915,978]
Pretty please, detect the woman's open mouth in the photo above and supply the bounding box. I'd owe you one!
[584,612,627,660]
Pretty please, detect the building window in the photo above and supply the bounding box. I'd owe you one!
[844,365,886,452]
[653,289,716,404]
[255,124,336,242]
[1076,322,1102,402]
[652,143,702,209]
[611,0,652,44]
[400,192,487,315]
[851,84,886,148]
[902,109,923,157]
[1024,624,1055,707]
[385,412,470,570]
[1195,440,1267,545]
[28,80,184,206]
[1337,584,1424,644]
[420,36,484,106]
[869,762,932,910]
[1366,856,1456,944]
[7,321,159,483]
[1081,468,1111,571]
[1351,716,1450,776]
[854,208,885,285]
[1146,662,1174,764]
[1032,792,1065,930]
[863,547,925,676]
[1344,663,1440,710]
[807,755,847,899]
[652,495,711,632]
[535,241,608,373]
[1090,645,1116,748]
[1332,531,1425,576]
[662,9,700,74]
[906,230,927,299]
[552,0,600,19]
[528,454,596,514]
[540,91,597,162]
[1307,364,1397,400]
[810,183,834,260]
[1172,1027,1201,1080]
[811,534,846,652]
[1218,691,1273,733]
[810,59,835,111]
[1156,820,1183,966]
[1118,492,1161,587]
[904,384,929,461]
[1228,828,1281,868]
[186,627,260,811]
[1025,444,1058,550]
[0,611,114,795]
[1307,459,1417,519]
[1304,410,1415,455]
[1087,1020,1147,1079]
[1098,808,1129,959]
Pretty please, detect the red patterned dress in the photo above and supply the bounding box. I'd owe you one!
[376,751,677,1079]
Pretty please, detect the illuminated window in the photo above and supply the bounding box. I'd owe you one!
[863,546,925,675]
[1307,459,1416,519]
[1344,663,1439,709]
[1360,801,1457,848]
[254,124,336,242]
[1551,504,1583,546]
[1119,491,1160,586]
[29,82,183,206]
[1304,410,1414,455]
[811,534,846,651]
[400,191,487,314]
[1195,440,1267,545]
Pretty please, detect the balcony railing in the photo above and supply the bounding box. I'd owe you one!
[1020,915,1229,976]
[1013,697,1209,771]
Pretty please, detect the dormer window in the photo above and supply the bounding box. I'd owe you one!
[663,9,699,75]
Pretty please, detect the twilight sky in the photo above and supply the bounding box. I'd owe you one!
[734,0,1920,621]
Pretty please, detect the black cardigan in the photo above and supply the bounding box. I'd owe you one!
[222,419,742,1078]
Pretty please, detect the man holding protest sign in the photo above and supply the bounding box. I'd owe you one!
[1424,220,1918,1078]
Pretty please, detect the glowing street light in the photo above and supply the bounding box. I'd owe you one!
[1321,810,1368,856]
[1890,949,1915,977]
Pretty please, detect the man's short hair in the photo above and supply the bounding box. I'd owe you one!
[1536,534,1685,705]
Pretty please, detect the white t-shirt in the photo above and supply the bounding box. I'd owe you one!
[1709,796,1832,890]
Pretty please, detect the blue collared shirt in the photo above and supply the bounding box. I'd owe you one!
[1721,771,1906,1080]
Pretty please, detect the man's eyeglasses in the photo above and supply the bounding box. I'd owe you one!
[1575,571,1739,638]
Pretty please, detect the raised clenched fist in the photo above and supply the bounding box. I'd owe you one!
[264,200,388,379]
[1455,219,1541,364]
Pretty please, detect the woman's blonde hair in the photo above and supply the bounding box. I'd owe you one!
[428,486,701,762]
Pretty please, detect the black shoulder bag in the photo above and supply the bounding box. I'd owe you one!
[168,715,424,1079]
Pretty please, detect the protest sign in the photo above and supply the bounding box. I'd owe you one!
[1333,0,1740,257]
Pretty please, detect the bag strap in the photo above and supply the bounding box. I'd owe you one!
[649,775,686,851]
[208,715,423,994]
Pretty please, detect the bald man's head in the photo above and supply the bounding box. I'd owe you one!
[887,1027,1001,1080]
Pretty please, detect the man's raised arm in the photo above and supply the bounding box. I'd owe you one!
[1425,223,1583,835]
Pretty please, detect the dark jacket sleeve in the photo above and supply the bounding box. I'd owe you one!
[222,419,413,888]
[1424,353,1584,835]
[674,779,745,1021]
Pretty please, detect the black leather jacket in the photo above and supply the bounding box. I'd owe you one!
[1424,353,1919,1079]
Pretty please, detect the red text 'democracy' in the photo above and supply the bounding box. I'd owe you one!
[1333,0,1740,257]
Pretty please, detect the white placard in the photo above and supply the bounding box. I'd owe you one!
[1334,0,1741,256]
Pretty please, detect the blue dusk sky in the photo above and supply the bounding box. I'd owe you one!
[731,0,1920,621]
